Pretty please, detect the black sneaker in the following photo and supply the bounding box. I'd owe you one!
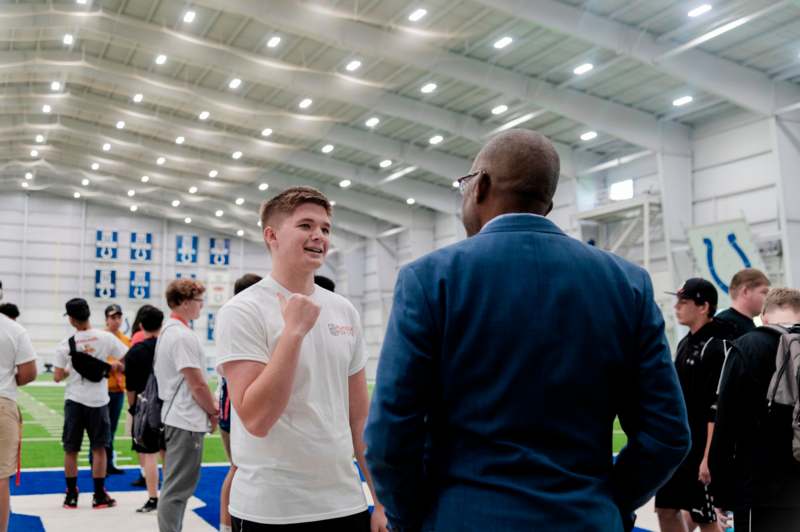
[136,498,158,513]
[130,475,147,488]
[63,490,78,509]
[92,491,117,509]
[107,465,125,475]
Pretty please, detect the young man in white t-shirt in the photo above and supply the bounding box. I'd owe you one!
[216,186,388,531]
[0,311,37,532]
[155,279,218,532]
[54,298,127,510]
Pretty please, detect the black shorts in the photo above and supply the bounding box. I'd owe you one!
[655,462,717,524]
[62,400,110,453]
[232,510,370,532]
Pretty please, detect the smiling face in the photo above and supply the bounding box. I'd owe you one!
[265,202,331,273]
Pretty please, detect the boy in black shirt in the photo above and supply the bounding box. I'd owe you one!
[715,268,770,339]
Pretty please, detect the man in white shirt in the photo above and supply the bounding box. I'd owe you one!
[0,311,37,532]
[216,186,388,531]
[155,279,218,532]
[54,298,126,510]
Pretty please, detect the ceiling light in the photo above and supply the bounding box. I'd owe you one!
[452,180,459,188]
[257,220,262,227]
[21,182,29,189]
[408,8,427,21]
[428,134,443,145]
[258,183,269,191]
[175,136,185,144]
[130,205,138,212]
[493,36,513,49]
[73,192,81,199]
[127,189,135,197]
[261,128,272,137]
[140,175,149,183]
[345,60,362,72]
[35,134,44,143]
[155,54,167,65]
[156,156,166,165]
[215,209,224,217]
[339,179,351,188]
[116,120,125,129]
[491,104,508,115]
[580,131,598,141]
[102,142,111,151]
[183,10,196,23]
[236,229,244,237]
[406,198,416,205]
[382,165,417,183]
[189,186,198,194]
[30,149,38,157]
[298,98,312,109]
[42,104,51,113]
[267,36,281,48]
[329,201,336,206]
[379,159,392,168]
[232,150,242,159]
[63,34,74,45]
[420,82,437,94]
[91,162,100,170]
[24,172,32,180]
[228,78,242,90]
[673,95,694,107]
[133,93,143,103]
[184,217,192,224]
[235,197,245,205]
[50,81,61,91]
[208,169,218,178]
[365,117,380,128]
[172,200,180,207]
[573,63,594,75]
[198,110,210,120]
[321,144,334,154]
[76,0,87,5]
[688,4,712,17]
[81,178,90,186]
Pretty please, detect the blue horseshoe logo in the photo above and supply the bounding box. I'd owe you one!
[703,232,752,294]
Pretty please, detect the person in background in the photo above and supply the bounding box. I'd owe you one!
[103,304,130,475]
[715,268,770,338]
[0,304,20,321]
[313,275,335,292]
[217,273,262,532]
[0,307,37,532]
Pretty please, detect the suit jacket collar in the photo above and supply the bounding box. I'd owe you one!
[479,212,565,236]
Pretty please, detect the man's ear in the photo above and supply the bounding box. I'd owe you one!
[475,170,491,204]
[264,226,277,250]
[544,200,554,216]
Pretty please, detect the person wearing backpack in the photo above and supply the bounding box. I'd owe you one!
[53,298,127,510]
[710,288,800,531]
[123,304,164,513]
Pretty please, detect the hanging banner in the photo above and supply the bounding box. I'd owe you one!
[129,271,151,300]
[94,269,117,299]
[176,234,198,264]
[130,232,153,262]
[95,230,118,260]
[175,272,197,280]
[209,238,230,267]
[206,271,231,307]
[207,312,215,342]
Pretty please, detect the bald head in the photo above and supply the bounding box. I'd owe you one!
[471,129,560,213]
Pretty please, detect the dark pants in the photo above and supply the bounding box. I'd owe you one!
[106,391,125,466]
[735,506,800,532]
[231,511,370,532]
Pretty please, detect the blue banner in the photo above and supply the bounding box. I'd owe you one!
[207,312,215,342]
[209,238,230,267]
[175,272,197,280]
[94,269,117,299]
[129,271,151,300]
[95,230,118,260]
[130,232,153,262]
[176,234,198,264]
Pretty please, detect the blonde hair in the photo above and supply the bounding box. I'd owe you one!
[762,287,800,315]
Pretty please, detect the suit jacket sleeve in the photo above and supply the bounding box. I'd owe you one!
[364,266,435,532]
[612,270,692,519]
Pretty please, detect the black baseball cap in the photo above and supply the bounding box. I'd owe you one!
[666,278,718,307]
[64,298,91,321]
[104,304,123,317]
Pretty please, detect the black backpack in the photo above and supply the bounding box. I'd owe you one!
[68,336,111,382]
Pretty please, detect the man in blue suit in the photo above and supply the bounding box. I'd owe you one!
[364,129,691,532]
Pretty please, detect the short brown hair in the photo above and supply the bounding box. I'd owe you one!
[762,288,800,315]
[165,279,205,309]
[729,268,770,299]
[234,273,262,295]
[259,186,331,231]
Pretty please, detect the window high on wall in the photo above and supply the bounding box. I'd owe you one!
[609,179,634,201]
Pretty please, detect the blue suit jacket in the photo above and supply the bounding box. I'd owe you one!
[365,214,690,532]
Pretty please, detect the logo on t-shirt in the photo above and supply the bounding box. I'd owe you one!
[328,324,354,337]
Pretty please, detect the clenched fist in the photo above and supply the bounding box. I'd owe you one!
[278,292,321,337]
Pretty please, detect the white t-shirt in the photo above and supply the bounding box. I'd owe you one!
[215,275,369,524]
[0,315,37,401]
[54,329,127,408]
[155,318,209,433]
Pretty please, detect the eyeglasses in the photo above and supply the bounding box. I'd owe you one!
[456,170,481,195]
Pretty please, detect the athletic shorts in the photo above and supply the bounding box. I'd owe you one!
[219,378,231,433]
[0,396,21,478]
[62,400,110,452]
[655,462,717,524]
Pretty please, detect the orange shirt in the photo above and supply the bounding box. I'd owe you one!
[107,330,131,392]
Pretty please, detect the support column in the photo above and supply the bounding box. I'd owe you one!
[770,117,800,286]
[656,152,693,285]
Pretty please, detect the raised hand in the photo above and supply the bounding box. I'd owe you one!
[278,292,321,337]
